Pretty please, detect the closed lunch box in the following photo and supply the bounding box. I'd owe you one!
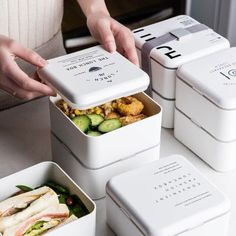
[106,155,231,236]
[175,47,236,172]
[133,15,230,128]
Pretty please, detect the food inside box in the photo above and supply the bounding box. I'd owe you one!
[0,181,89,236]
[56,95,147,136]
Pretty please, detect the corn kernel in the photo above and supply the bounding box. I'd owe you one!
[74,109,81,115]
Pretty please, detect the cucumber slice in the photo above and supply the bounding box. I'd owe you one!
[72,115,91,132]
[87,131,102,137]
[98,119,122,133]
[87,114,104,126]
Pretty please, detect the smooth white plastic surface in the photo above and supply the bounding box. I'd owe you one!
[175,48,236,172]
[134,15,230,69]
[106,155,231,236]
[177,48,236,110]
[174,108,236,172]
[38,45,149,110]
[176,76,236,142]
[0,162,96,236]
[50,92,162,169]
[134,15,230,128]
[152,91,175,128]
[51,134,160,200]
[106,193,229,236]
[176,48,236,142]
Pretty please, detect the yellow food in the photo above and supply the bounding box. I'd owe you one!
[106,112,121,119]
[116,96,144,116]
[74,109,81,116]
[120,114,146,126]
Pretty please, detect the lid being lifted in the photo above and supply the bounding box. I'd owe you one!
[177,47,236,110]
[38,45,149,109]
[107,155,230,236]
[133,15,230,69]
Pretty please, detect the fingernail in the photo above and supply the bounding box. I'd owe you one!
[38,58,47,67]
[107,42,116,53]
[49,88,57,96]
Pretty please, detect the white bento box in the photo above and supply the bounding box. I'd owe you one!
[0,162,96,236]
[174,48,236,172]
[49,93,161,169]
[50,92,161,199]
[106,155,231,236]
[38,45,162,199]
[133,15,230,128]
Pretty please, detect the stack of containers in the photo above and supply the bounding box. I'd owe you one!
[106,155,231,236]
[133,15,230,128]
[175,48,236,172]
[38,45,162,200]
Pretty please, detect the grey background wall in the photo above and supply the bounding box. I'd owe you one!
[190,0,236,46]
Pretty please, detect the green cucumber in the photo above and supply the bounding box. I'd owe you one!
[98,119,121,133]
[72,115,91,132]
[87,130,102,137]
[87,114,104,126]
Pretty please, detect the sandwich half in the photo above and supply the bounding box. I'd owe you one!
[3,204,69,236]
[0,187,58,232]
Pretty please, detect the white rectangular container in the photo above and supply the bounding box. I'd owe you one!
[175,47,236,172]
[51,134,160,200]
[0,162,96,236]
[50,92,162,170]
[133,15,230,128]
[106,155,231,236]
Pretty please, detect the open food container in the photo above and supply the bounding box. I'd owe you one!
[133,15,230,128]
[38,45,162,199]
[175,47,236,172]
[0,162,96,236]
[106,155,231,236]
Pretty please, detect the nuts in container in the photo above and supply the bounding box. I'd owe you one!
[56,96,147,136]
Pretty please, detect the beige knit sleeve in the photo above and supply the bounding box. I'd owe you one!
[0,0,64,49]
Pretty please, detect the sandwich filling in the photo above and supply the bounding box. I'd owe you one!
[23,219,61,236]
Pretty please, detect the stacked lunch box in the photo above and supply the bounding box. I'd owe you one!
[133,15,230,128]
[38,45,162,200]
[175,48,236,172]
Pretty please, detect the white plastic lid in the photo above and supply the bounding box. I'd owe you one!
[107,155,230,236]
[133,15,229,68]
[177,47,236,110]
[38,45,149,109]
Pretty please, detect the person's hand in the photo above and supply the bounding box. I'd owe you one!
[87,12,139,66]
[0,35,55,100]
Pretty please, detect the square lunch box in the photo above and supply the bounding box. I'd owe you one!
[133,15,230,128]
[0,162,96,236]
[175,47,236,172]
[106,155,231,236]
[38,45,162,199]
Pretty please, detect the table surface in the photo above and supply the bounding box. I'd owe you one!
[0,98,235,236]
